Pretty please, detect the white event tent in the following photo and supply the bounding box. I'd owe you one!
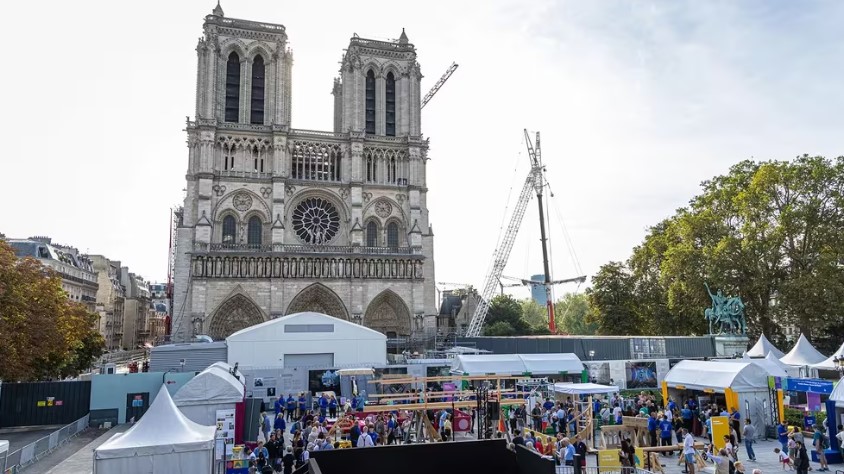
[173,362,244,426]
[664,360,776,429]
[746,333,785,358]
[829,378,844,408]
[450,353,584,377]
[94,385,216,473]
[226,312,387,369]
[811,342,844,371]
[551,382,618,396]
[779,334,826,367]
[715,354,795,378]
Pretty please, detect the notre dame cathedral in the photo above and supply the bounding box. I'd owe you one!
[172,4,437,342]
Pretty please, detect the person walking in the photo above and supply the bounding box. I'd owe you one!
[682,428,696,474]
[794,440,810,474]
[777,420,790,451]
[742,418,757,461]
[813,424,829,471]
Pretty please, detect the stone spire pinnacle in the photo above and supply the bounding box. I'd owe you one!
[212,0,224,17]
[399,28,409,44]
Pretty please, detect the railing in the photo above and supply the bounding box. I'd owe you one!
[3,414,89,473]
[216,122,272,132]
[215,170,272,179]
[197,243,422,255]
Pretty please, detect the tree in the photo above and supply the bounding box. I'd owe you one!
[589,156,844,348]
[485,321,518,336]
[0,239,105,381]
[520,299,549,332]
[586,262,643,335]
[482,294,535,336]
[555,293,596,335]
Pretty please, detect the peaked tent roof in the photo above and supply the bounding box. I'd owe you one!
[665,360,770,391]
[830,378,844,407]
[173,364,244,406]
[95,385,215,459]
[746,333,785,358]
[811,342,844,370]
[450,353,583,376]
[780,334,826,366]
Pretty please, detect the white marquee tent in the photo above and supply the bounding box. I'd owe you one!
[811,342,844,371]
[450,353,584,376]
[173,362,244,426]
[664,360,773,429]
[226,312,387,369]
[829,378,844,408]
[779,334,827,367]
[94,385,215,473]
[746,333,785,358]
[551,383,619,396]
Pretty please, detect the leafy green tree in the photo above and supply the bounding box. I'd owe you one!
[586,262,642,335]
[0,239,105,381]
[589,156,844,350]
[482,294,535,336]
[485,321,518,336]
[555,293,596,335]
[520,299,549,332]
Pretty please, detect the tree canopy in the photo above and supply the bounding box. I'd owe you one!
[587,155,844,352]
[0,239,104,381]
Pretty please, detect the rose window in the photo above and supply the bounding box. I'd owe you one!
[291,197,340,244]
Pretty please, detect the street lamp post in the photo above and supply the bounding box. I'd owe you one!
[834,356,844,376]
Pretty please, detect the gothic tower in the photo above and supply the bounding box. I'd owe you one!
[172,6,437,346]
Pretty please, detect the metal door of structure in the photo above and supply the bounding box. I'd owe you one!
[125,392,149,423]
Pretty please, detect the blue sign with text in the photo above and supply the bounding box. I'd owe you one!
[783,378,833,394]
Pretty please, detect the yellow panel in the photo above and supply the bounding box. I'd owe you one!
[710,416,730,451]
[598,449,622,469]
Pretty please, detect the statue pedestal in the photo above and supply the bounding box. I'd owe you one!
[713,335,750,358]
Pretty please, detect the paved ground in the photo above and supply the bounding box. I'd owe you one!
[0,427,63,452]
[24,428,112,474]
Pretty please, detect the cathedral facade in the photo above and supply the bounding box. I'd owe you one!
[172,5,437,342]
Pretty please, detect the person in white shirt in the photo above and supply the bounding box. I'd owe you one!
[357,426,375,447]
[683,428,697,474]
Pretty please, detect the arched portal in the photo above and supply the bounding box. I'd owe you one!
[208,294,265,340]
[364,290,412,336]
[285,283,349,320]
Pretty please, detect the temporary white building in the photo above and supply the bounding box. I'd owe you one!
[226,312,387,369]
[94,385,216,473]
[829,378,844,408]
[173,363,244,426]
[664,360,773,429]
[450,353,584,376]
[811,342,844,371]
[779,334,826,367]
[551,383,619,396]
[746,333,785,358]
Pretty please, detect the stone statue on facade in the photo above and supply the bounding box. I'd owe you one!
[704,283,746,335]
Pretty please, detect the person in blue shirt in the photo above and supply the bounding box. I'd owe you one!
[681,404,693,432]
[593,399,601,416]
[285,395,296,421]
[730,408,742,442]
[659,415,674,455]
[297,393,307,419]
[777,420,789,451]
[543,398,555,412]
[687,398,697,410]
[647,412,659,447]
[318,394,328,417]
[561,438,576,466]
[328,395,338,418]
[274,396,284,417]
[274,412,286,433]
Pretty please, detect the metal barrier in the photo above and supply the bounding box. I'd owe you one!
[555,467,657,474]
[2,414,89,473]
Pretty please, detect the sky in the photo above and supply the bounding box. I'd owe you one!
[1,1,842,299]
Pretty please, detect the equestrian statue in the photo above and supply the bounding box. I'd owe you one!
[704,283,746,335]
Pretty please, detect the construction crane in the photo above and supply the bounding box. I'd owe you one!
[466,130,582,337]
[421,62,459,109]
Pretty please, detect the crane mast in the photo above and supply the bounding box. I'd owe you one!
[465,132,544,337]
